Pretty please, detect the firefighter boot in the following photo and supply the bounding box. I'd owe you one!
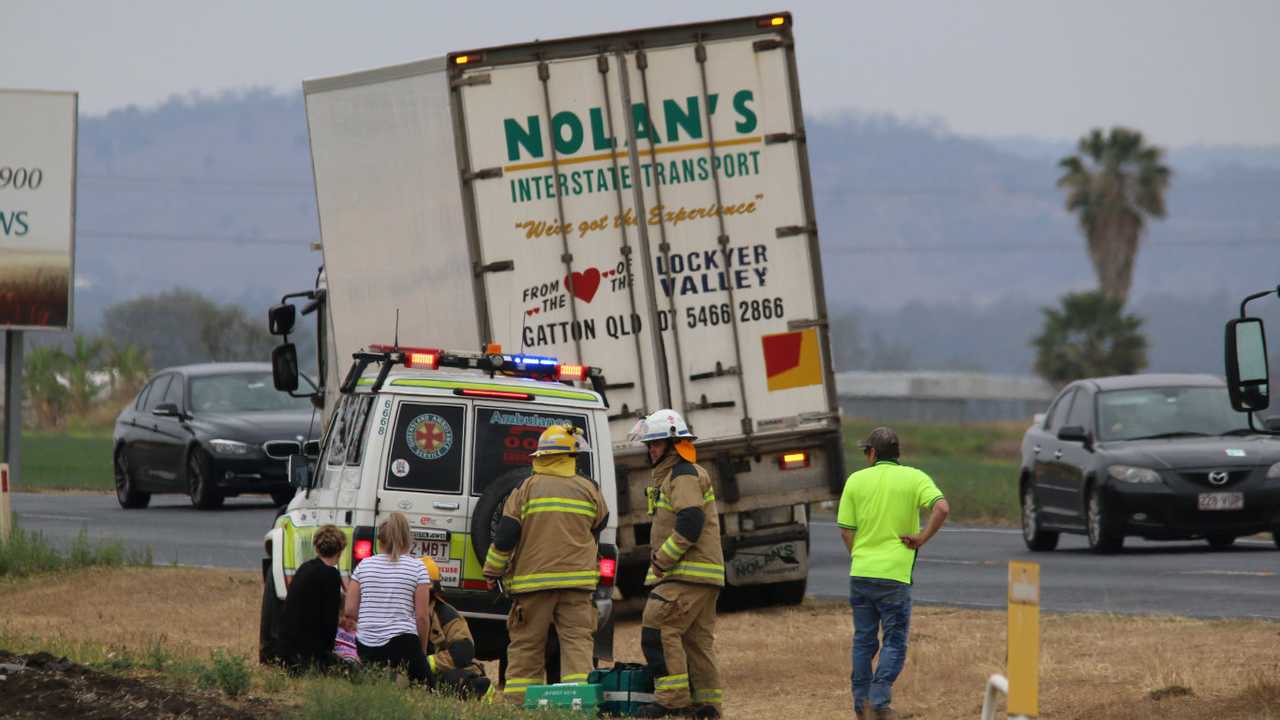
[632,703,696,718]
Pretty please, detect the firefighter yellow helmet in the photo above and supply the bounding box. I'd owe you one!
[529,424,592,457]
[421,556,442,583]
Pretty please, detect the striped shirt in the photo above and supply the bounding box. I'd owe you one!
[351,554,429,647]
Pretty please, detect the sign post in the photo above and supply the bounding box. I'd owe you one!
[1007,560,1040,719]
[1,88,79,495]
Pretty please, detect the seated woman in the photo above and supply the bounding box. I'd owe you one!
[421,557,492,700]
[344,512,433,684]
[278,525,346,673]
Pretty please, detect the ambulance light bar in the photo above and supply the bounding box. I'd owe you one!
[358,344,608,402]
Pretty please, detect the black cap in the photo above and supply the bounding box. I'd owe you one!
[858,426,900,460]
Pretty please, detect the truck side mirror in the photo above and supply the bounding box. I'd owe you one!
[287,453,313,490]
[1225,318,1270,413]
[268,303,297,336]
[272,343,301,393]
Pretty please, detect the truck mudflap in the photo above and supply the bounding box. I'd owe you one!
[722,524,809,586]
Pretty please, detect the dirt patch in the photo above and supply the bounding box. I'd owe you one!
[3,568,1280,719]
[0,650,274,720]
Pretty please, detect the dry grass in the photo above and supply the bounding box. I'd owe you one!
[2,568,1279,719]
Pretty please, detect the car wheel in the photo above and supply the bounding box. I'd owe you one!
[259,562,284,665]
[1021,484,1058,552]
[270,488,295,507]
[114,449,151,509]
[187,447,224,510]
[1086,485,1123,554]
[1273,528,1280,550]
[1206,534,1236,549]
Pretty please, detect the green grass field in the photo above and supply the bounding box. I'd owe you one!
[11,432,114,492]
[11,422,1027,523]
[841,419,1025,525]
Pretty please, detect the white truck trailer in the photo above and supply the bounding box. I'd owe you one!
[297,11,843,600]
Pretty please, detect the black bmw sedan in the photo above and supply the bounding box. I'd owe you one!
[1019,373,1280,553]
[112,362,320,510]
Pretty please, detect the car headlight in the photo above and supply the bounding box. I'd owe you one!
[1108,465,1162,484]
[1268,462,1280,481]
[209,439,251,456]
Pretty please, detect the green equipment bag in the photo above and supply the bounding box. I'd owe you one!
[523,683,603,712]
[588,663,657,717]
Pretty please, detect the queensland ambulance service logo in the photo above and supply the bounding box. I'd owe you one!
[406,413,454,460]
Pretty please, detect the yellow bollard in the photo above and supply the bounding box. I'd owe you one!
[0,463,11,543]
[1007,561,1040,718]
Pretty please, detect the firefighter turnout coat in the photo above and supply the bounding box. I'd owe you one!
[481,469,609,592]
[645,455,725,587]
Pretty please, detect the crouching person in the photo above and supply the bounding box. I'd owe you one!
[422,558,492,700]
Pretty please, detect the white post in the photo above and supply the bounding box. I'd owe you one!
[0,463,11,543]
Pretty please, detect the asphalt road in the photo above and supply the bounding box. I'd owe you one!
[810,520,1280,620]
[12,493,1279,619]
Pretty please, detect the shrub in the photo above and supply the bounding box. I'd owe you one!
[197,650,252,698]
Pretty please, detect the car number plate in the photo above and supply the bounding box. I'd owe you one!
[1197,492,1244,511]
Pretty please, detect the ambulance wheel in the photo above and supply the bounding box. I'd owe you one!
[114,448,150,509]
[766,579,808,606]
[187,446,224,509]
[470,468,528,561]
[258,566,284,665]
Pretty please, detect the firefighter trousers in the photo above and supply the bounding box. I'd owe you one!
[502,588,596,705]
[641,581,722,710]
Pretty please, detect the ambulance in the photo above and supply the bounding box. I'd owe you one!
[258,342,619,670]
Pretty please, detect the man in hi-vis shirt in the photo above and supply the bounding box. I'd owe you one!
[837,427,950,720]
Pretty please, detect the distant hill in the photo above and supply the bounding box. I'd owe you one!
[64,91,1280,376]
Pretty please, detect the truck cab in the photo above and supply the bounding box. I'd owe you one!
[259,344,618,668]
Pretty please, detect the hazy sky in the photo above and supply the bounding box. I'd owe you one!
[4,0,1277,146]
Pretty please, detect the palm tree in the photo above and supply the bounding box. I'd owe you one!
[1033,291,1147,387]
[1057,127,1171,304]
[105,342,150,399]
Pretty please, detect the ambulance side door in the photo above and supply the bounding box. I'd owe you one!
[376,397,470,589]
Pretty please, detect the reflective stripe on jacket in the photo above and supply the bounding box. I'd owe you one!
[483,472,608,594]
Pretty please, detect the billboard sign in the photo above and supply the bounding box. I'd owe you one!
[0,89,77,330]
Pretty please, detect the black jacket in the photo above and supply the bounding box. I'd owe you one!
[278,557,342,665]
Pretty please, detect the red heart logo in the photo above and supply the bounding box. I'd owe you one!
[565,267,601,303]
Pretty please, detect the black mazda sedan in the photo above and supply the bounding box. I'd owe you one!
[1019,373,1280,553]
[112,363,320,510]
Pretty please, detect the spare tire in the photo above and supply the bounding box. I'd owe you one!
[470,468,531,562]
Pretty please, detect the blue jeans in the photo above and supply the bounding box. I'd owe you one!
[850,577,912,713]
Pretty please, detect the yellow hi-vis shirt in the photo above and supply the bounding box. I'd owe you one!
[836,460,944,585]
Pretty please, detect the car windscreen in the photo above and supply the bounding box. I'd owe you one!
[189,372,312,413]
[1097,387,1249,441]
[472,407,592,497]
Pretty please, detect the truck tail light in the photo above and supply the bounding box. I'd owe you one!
[452,52,484,66]
[778,451,810,470]
[598,557,617,586]
[757,14,789,28]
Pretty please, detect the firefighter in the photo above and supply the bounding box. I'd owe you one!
[421,557,492,700]
[481,424,609,706]
[629,409,724,719]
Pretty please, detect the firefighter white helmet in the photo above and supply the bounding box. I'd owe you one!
[628,409,696,444]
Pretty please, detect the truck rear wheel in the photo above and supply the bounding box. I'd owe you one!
[766,578,808,606]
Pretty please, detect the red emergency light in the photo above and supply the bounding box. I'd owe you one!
[556,364,588,382]
[456,388,534,401]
